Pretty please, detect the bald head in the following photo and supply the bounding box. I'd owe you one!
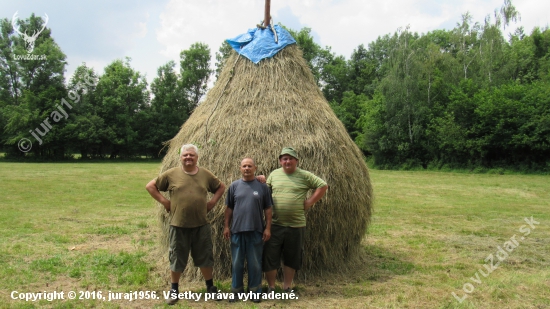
[241,157,256,166]
[240,157,257,181]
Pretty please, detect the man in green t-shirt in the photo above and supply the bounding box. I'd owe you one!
[263,147,328,293]
[146,144,225,305]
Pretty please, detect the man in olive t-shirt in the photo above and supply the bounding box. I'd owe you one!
[263,147,328,293]
[146,144,225,305]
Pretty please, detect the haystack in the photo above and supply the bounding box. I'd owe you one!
[156,29,373,280]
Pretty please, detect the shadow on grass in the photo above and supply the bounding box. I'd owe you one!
[288,244,415,298]
[361,244,415,280]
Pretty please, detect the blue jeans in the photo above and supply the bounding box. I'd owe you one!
[231,231,263,294]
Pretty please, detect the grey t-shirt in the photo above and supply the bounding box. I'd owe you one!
[226,179,273,234]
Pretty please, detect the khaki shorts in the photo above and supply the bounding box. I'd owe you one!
[169,224,214,272]
[262,225,305,271]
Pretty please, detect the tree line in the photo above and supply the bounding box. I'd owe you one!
[282,0,549,170]
[1,1,549,170]
[1,12,215,159]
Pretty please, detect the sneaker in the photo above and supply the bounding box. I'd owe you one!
[263,287,274,300]
[228,292,239,303]
[165,289,178,305]
[252,294,261,303]
[207,285,222,301]
[283,288,299,298]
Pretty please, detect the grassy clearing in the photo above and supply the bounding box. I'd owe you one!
[0,163,548,308]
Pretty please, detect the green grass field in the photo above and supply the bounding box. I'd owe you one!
[0,162,548,308]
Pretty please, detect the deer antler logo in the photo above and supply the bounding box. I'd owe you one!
[11,11,49,54]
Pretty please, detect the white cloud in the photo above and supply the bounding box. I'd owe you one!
[8,0,549,86]
[136,21,148,39]
[157,0,262,59]
[157,0,548,63]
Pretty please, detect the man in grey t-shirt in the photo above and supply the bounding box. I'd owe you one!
[224,158,273,302]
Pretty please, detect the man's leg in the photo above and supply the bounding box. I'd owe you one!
[230,233,245,292]
[263,225,283,290]
[246,232,264,302]
[199,267,213,281]
[246,232,263,291]
[167,226,190,305]
[282,227,305,291]
[192,224,215,284]
[191,224,220,300]
[282,266,296,290]
[265,270,277,289]
[171,271,182,284]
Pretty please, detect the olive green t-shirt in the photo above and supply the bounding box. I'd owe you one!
[155,167,221,228]
[267,167,327,227]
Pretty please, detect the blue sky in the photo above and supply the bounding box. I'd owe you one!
[3,0,549,85]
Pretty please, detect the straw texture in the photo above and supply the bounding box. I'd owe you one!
[156,44,373,280]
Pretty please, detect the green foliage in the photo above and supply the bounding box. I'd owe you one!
[93,58,149,158]
[2,3,549,170]
[350,2,550,171]
[348,44,377,96]
[0,13,67,159]
[214,41,232,80]
[146,60,188,158]
[330,91,368,141]
[179,42,212,111]
[0,11,213,159]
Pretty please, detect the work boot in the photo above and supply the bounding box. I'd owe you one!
[165,289,178,305]
[228,292,239,303]
[207,285,222,301]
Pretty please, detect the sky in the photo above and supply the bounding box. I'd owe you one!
[3,0,549,86]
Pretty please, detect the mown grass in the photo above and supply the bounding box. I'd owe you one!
[0,163,548,308]
[345,170,550,308]
[0,162,163,309]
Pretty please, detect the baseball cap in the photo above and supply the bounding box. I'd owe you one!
[279,147,298,160]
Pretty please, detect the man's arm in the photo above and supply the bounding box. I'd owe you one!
[145,179,171,211]
[223,207,233,240]
[304,185,328,211]
[207,182,226,212]
[263,207,272,242]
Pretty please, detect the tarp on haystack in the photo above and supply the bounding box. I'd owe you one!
[156,25,373,280]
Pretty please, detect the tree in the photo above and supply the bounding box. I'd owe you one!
[347,44,376,97]
[63,64,102,159]
[330,91,368,141]
[1,13,67,158]
[179,42,211,112]
[214,41,232,81]
[147,60,188,157]
[94,58,149,158]
[475,0,520,86]
[320,50,349,103]
[451,12,481,80]
[378,27,427,162]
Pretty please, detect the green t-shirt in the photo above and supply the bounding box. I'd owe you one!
[156,167,221,228]
[267,167,327,227]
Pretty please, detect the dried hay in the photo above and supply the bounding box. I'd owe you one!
[156,44,373,281]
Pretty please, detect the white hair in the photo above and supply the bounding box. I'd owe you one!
[180,144,199,155]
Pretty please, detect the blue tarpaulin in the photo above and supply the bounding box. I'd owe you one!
[226,25,296,64]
